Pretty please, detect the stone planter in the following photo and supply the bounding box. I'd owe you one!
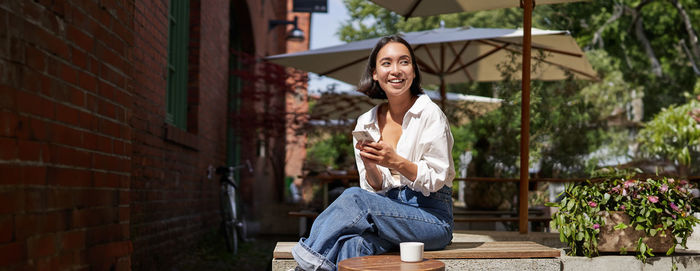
[597,211,674,253]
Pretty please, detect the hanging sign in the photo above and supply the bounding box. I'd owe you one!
[293,0,328,13]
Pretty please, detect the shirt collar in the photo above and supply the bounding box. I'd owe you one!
[408,94,430,115]
[364,94,429,127]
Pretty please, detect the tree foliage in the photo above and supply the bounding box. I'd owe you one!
[637,98,700,176]
[535,0,700,119]
[305,132,355,172]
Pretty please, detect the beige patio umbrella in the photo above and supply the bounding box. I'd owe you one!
[370,0,591,233]
[267,26,596,106]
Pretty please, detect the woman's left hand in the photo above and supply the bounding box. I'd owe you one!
[358,141,402,169]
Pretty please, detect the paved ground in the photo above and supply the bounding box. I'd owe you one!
[173,231,297,271]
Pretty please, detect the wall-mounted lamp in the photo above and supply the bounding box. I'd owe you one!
[269,16,305,42]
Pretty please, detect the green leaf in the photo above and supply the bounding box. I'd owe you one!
[614,223,628,230]
[566,199,575,210]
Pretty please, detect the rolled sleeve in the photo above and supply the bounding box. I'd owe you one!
[402,128,455,196]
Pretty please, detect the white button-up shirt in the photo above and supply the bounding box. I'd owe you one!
[353,94,455,196]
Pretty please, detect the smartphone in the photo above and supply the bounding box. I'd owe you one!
[352,130,377,142]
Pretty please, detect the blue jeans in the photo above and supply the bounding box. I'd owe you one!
[291,186,453,271]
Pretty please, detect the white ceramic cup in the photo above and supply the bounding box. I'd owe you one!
[400,242,424,262]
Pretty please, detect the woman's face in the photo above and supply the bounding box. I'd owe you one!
[372,42,415,98]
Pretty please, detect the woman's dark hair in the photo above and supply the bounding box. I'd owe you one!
[357,35,423,99]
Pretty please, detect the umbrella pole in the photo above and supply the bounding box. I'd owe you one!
[440,75,446,109]
[519,0,533,234]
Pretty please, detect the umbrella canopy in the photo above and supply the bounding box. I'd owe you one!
[310,89,502,125]
[370,0,586,17]
[267,27,596,108]
[268,27,595,85]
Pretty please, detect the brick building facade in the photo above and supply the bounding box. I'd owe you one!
[0,0,309,269]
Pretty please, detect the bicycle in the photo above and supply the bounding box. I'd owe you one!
[216,160,253,254]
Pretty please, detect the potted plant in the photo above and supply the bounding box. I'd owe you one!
[548,168,699,262]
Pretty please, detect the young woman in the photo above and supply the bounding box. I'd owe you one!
[291,35,455,271]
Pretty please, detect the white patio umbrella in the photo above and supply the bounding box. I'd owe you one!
[369,0,591,233]
[267,27,596,107]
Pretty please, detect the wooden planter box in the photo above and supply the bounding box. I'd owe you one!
[597,211,674,253]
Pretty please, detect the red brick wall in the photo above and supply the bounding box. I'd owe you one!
[284,0,310,187]
[0,0,133,270]
[1,0,301,269]
[129,0,230,269]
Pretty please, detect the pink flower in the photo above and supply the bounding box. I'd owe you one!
[670,202,680,212]
[672,214,677,219]
[647,196,659,203]
[668,178,675,184]
[619,205,626,211]
[680,180,689,186]
[588,201,597,207]
[624,180,636,188]
[660,184,668,193]
[611,186,620,193]
[593,224,600,230]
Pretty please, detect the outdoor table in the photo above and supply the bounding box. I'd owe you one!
[315,173,358,207]
[338,255,445,271]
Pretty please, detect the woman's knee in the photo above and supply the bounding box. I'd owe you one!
[330,187,370,210]
[343,186,364,195]
[336,187,364,202]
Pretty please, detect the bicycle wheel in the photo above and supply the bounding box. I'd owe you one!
[229,185,239,254]
[221,185,238,254]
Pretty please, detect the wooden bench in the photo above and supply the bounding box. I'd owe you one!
[272,232,562,271]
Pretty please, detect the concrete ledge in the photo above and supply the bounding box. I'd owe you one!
[561,253,700,271]
[275,255,700,271]
[272,259,298,271]
[440,258,560,271]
